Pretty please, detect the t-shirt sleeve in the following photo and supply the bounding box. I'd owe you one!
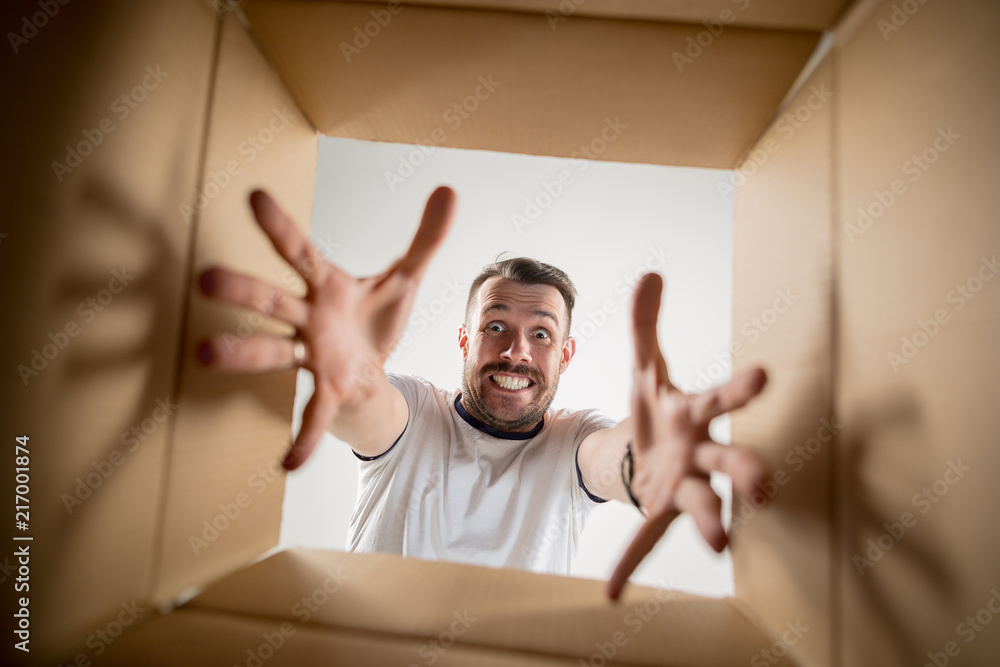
[349,372,426,463]
[572,409,620,505]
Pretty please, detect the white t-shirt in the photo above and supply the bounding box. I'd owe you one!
[347,372,618,575]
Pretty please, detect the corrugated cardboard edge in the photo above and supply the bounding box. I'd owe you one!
[730,42,836,667]
[150,7,319,604]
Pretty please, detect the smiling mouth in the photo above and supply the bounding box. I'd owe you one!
[489,373,534,391]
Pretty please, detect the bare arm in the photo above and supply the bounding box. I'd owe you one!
[328,372,408,458]
[578,417,633,505]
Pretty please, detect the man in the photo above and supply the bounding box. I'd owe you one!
[197,187,769,600]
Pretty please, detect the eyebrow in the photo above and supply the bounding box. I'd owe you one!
[481,302,560,327]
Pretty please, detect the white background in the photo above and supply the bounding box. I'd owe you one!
[279,136,737,596]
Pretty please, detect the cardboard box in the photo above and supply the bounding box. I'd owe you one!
[1,0,997,664]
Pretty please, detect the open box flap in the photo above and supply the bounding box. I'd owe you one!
[329,0,855,31]
[241,0,821,169]
[163,547,798,666]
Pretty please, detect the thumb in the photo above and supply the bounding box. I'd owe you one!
[283,381,339,471]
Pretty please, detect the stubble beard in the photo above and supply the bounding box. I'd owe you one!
[460,358,558,432]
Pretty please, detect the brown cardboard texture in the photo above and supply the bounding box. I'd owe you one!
[2,0,998,665]
[3,0,216,662]
[102,548,795,666]
[730,0,1000,664]
[341,0,854,31]
[241,0,821,169]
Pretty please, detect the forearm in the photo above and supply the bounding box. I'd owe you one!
[578,417,635,506]
[329,369,407,456]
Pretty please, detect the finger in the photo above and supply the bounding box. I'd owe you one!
[689,366,767,423]
[674,476,727,553]
[630,364,657,455]
[393,186,457,281]
[283,381,339,471]
[197,334,303,372]
[199,266,309,329]
[631,384,694,508]
[631,273,661,370]
[249,190,334,290]
[630,273,676,391]
[692,442,769,500]
[606,509,679,601]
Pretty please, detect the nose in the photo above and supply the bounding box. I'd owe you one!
[500,329,532,365]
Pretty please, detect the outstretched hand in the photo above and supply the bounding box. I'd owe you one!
[197,187,457,470]
[606,273,769,600]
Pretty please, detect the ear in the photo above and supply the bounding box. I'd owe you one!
[558,335,576,374]
[458,324,469,359]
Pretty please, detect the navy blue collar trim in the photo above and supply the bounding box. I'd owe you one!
[454,392,544,440]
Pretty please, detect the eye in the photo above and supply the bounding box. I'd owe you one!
[533,329,550,339]
[486,322,505,333]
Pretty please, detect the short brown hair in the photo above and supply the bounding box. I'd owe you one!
[465,255,577,336]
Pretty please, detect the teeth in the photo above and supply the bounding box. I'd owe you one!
[492,374,531,390]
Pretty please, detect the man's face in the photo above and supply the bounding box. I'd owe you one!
[459,277,575,432]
